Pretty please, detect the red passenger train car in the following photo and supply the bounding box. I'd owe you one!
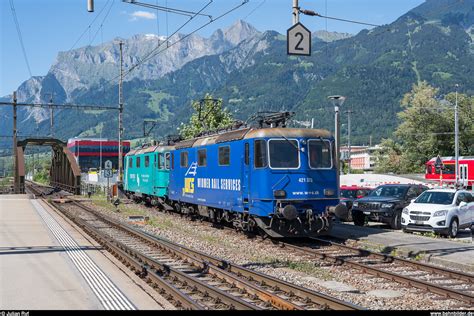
[67,138,131,172]
[425,156,474,188]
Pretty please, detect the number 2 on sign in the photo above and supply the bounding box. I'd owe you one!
[294,32,304,51]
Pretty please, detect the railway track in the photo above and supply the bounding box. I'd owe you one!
[26,182,361,310]
[276,238,474,307]
[119,190,474,308]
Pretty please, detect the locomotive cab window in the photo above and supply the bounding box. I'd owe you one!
[218,146,230,166]
[145,155,150,167]
[158,153,165,170]
[128,158,133,168]
[198,149,207,167]
[254,140,267,168]
[165,153,170,170]
[180,151,188,168]
[268,139,299,169]
[308,140,332,169]
[136,157,141,168]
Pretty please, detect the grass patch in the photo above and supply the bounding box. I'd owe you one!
[147,216,175,230]
[252,256,333,281]
[145,91,172,119]
[432,71,452,80]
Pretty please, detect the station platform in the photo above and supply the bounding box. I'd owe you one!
[0,194,172,310]
[332,222,474,272]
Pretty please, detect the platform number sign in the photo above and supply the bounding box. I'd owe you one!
[104,160,113,178]
[104,169,113,178]
[105,160,113,170]
[287,22,311,56]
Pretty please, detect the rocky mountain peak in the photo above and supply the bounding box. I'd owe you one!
[221,19,260,46]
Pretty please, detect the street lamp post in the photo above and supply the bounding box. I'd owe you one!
[454,84,459,187]
[328,95,346,188]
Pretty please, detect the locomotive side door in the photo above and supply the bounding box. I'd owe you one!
[242,142,251,209]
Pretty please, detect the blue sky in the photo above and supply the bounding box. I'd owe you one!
[1,0,425,96]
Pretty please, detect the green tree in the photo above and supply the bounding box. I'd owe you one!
[179,94,234,139]
[376,82,474,173]
[374,139,406,174]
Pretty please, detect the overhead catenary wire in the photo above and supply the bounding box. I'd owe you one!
[69,0,212,103]
[299,9,381,28]
[89,0,116,46]
[126,1,212,19]
[70,0,249,106]
[109,0,213,82]
[9,0,32,77]
[70,0,111,50]
[106,0,249,85]
[242,0,265,21]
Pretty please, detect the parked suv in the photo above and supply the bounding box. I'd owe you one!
[352,184,428,229]
[401,189,474,237]
[339,186,372,221]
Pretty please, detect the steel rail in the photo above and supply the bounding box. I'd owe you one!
[28,182,472,306]
[311,237,474,284]
[49,199,258,310]
[44,198,202,310]
[68,200,362,311]
[279,241,474,305]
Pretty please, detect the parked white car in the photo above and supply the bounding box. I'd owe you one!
[401,189,474,237]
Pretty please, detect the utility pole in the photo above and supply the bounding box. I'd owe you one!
[345,109,353,174]
[12,91,18,194]
[454,83,459,187]
[99,129,102,175]
[118,41,124,185]
[292,0,299,25]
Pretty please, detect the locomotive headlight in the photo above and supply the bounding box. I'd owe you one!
[273,190,287,198]
[324,189,335,196]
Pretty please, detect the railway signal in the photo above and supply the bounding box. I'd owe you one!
[287,23,311,56]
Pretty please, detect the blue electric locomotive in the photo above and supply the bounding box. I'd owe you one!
[168,127,339,237]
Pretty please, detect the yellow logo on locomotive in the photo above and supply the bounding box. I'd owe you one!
[183,178,195,194]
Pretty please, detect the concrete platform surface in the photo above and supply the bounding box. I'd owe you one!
[332,222,474,272]
[0,195,170,310]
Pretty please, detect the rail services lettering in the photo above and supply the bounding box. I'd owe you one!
[197,178,241,191]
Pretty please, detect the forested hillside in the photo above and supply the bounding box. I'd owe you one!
[3,0,473,147]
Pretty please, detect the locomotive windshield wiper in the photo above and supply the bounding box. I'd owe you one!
[277,131,301,152]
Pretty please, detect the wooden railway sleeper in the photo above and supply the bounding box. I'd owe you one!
[63,199,362,310]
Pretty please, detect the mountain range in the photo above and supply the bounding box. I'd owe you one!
[1,0,473,147]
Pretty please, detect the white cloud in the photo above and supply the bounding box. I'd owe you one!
[129,11,157,21]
